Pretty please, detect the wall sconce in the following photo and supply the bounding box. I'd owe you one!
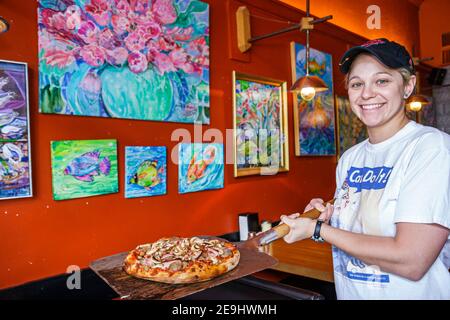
[0,16,10,34]
[406,94,430,112]
[236,0,332,101]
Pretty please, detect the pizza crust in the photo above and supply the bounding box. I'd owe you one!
[123,237,240,284]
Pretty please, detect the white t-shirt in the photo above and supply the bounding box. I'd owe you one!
[331,121,450,300]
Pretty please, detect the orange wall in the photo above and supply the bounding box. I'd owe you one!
[419,0,450,67]
[280,0,421,54]
[0,0,361,289]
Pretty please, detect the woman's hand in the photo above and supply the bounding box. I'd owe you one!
[304,198,334,224]
[280,214,315,243]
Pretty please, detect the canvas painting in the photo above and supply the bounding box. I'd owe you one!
[233,72,289,177]
[291,42,336,156]
[125,146,166,198]
[51,139,118,200]
[178,143,223,194]
[336,95,368,157]
[0,60,32,200]
[38,0,210,124]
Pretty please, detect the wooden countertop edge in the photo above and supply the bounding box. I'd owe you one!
[270,262,335,283]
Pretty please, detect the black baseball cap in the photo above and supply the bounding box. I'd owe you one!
[339,38,415,75]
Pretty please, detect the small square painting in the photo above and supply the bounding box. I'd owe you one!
[51,139,118,200]
[178,143,223,194]
[125,146,166,198]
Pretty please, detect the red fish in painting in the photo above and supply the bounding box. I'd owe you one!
[186,145,216,184]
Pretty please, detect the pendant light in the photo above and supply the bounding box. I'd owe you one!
[0,17,9,34]
[406,94,430,112]
[290,0,329,101]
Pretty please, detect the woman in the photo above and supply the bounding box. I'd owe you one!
[281,38,450,299]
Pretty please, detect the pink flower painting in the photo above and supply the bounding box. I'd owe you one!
[38,0,210,123]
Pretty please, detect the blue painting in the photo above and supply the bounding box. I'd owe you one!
[178,143,223,194]
[291,42,336,156]
[125,146,166,198]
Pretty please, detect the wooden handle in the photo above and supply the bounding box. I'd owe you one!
[272,199,335,238]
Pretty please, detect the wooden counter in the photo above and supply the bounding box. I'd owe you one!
[265,239,334,283]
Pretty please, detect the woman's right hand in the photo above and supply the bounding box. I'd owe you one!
[304,198,334,223]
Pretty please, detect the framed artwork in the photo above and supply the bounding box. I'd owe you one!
[178,143,224,194]
[335,95,368,157]
[232,72,289,177]
[125,146,166,198]
[290,42,336,156]
[38,0,210,124]
[51,139,118,200]
[0,60,32,200]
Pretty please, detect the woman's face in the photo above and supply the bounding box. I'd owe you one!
[347,54,415,131]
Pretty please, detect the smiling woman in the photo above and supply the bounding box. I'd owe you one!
[280,38,450,300]
[345,54,415,143]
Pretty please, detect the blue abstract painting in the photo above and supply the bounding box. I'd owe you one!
[178,143,223,194]
[291,42,336,156]
[125,146,166,198]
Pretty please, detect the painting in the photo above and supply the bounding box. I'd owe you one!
[290,42,336,156]
[336,95,368,157]
[51,139,118,200]
[178,143,223,194]
[232,72,289,177]
[125,146,166,198]
[0,60,32,200]
[38,0,210,124]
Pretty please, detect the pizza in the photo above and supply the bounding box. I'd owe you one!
[123,236,240,284]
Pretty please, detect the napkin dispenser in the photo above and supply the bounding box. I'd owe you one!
[238,212,260,241]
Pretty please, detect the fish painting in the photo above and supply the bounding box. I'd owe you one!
[129,160,164,190]
[125,146,167,198]
[187,144,216,184]
[51,139,118,200]
[64,150,111,182]
[178,143,224,194]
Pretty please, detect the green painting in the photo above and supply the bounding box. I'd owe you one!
[51,139,118,200]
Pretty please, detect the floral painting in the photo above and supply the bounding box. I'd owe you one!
[233,72,289,177]
[178,143,223,194]
[0,60,32,200]
[291,42,336,156]
[38,0,210,124]
[336,95,367,157]
[125,146,166,198]
[51,139,118,200]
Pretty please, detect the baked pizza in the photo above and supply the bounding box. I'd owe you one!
[123,236,240,284]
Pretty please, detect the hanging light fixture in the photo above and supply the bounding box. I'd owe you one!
[236,0,332,102]
[290,0,329,101]
[0,17,9,34]
[406,94,430,112]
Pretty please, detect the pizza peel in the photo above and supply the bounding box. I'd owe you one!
[89,200,333,300]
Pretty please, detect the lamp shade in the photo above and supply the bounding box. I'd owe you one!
[406,94,430,112]
[290,75,328,93]
[0,17,9,34]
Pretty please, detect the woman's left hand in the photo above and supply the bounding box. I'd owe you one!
[280,214,316,244]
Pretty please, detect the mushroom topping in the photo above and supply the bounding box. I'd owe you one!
[168,260,183,271]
